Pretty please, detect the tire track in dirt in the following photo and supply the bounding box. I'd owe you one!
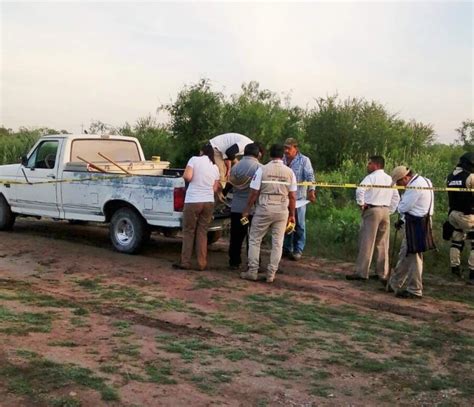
[0,278,220,339]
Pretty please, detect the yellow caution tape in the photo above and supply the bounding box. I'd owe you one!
[0,174,129,186]
[297,181,473,192]
[0,176,472,192]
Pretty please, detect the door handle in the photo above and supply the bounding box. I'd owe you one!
[47,174,56,179]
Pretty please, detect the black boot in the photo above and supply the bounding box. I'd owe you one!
[468,270,474,286]
[451,266,462,278]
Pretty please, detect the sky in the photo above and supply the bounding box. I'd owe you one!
[0,0,472,143]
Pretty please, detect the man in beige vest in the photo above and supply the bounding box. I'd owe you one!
[240,144,297,283]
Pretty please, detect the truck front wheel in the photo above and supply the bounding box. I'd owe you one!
[0,195,15,231]
[110,207,147,254]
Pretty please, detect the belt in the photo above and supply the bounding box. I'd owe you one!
[366,204,389,208]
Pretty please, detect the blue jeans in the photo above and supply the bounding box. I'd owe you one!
[284,205,306,254]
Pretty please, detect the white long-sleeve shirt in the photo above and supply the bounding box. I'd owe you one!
[398,174,434,218]
[356,169,400,214]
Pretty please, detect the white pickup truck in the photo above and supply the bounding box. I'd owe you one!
[0,134,228,253]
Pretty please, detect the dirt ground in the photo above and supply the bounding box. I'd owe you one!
[0,218,473,407]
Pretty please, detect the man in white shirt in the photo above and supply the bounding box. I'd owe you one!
[346,156,400,282]
[240,144,297,283]
[388,166,434,299]
[209,133,253,188]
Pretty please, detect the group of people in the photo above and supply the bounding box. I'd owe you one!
[172,132,473,298]
[346,152,473,299]
[173,133,315,283]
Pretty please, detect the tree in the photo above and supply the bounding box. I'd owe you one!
[455,119,474,148]
[221,81,305,150]
[118,115,173,161]
[162,79,224,166]
[304,95,435,170]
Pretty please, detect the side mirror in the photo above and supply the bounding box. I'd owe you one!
[21,156,28,166]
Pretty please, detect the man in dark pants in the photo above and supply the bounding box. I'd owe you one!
[447,152,474,284]
[228,143,263,270]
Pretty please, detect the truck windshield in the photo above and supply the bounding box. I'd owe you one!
[70,139,141,162]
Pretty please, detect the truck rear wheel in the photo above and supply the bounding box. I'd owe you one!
[0,195,15,231]
[109,207,147,254]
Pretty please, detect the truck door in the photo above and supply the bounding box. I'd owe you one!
[14,139,62,218]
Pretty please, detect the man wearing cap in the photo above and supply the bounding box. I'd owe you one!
[388,166,434,299]
[346,156,400,282]
[227,143,264,270]
[240,144,297,283]
[282,138,316,261]
[208,133,253,188]
[446,152,474,285]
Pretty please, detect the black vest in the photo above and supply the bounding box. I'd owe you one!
[447,170,474,214]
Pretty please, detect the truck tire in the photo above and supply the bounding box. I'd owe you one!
[207,230,222,245]
[0,195,15,231]
[109,207,147,254]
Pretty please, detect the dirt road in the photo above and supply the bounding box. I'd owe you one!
[1,218,473,406]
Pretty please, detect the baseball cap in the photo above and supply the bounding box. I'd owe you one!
[391,166,410,184]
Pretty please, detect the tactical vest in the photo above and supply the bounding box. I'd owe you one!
[447,170,474,214]
[258,160,294,208]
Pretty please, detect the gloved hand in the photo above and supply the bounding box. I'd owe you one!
[394,219,404,230]
[285,221,296,235]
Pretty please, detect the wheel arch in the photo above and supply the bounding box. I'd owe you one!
[103,200,144,223]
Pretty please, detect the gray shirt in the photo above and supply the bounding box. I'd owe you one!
[229,156,262,213]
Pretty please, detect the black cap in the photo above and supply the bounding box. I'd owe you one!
[459,152,474,172]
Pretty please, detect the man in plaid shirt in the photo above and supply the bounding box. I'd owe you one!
[283,138,316,261]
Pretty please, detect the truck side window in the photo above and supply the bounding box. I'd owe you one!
[27,141,59,169]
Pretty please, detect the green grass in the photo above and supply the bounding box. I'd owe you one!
[48,340,79,347]
[70,316,89,328]
[0,353,119,402]
[192,276,229,290]
[161,338,212,362]
[0,287,76,309]
[74,280,190,312]
[72,307,89,316]
[263,367,303,380]
[115,342,141,357]
[50,396,82,407]
[145,360,177,384]
[0,305,53,335]
[75,278,102,290]
[99,364,120,374]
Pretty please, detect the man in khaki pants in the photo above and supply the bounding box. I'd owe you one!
[447,152,474,285]
[240,144,297,283]
[346,156,400,282]
[388,166,434,299]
